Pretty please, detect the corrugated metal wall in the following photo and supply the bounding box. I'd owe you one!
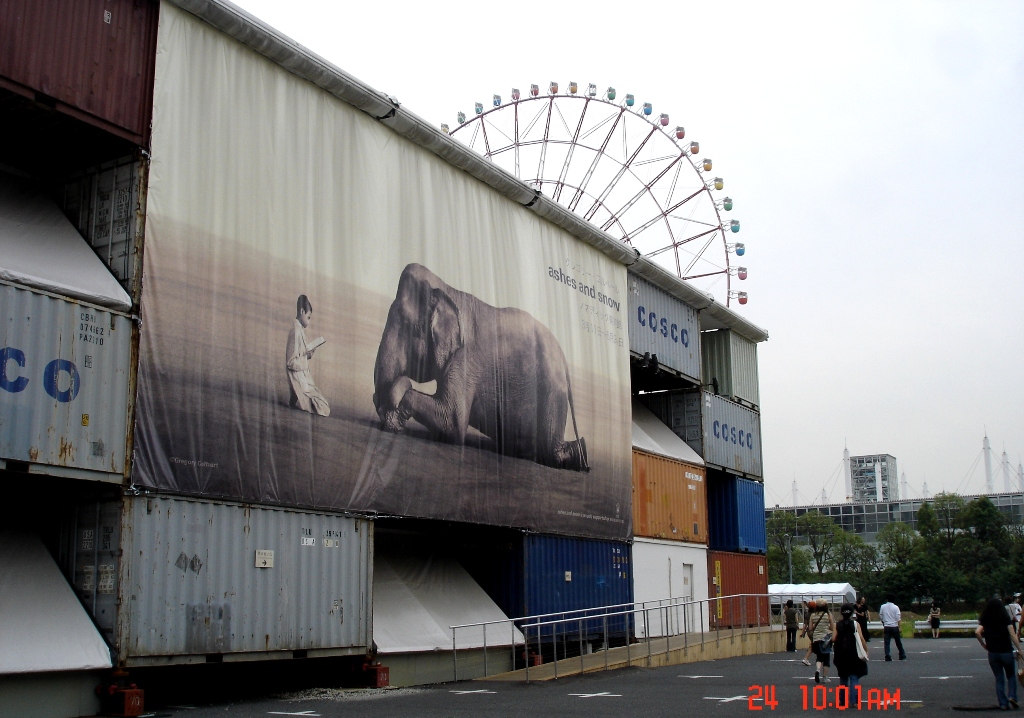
[118,495,372,662]
[707,550,768,628]
[0,0,159,142]
[62,156,146,298]
[0,284,131,476]
[632,538,709,637]
[632,450,707,543]
[640,390,703,457]
[701,392,763,477]
[522,534,633,637]
[627,275,701,382]
[707,472,767,553]
[700,330,760,407]
[729,332,760,406]
[72,498,123,648]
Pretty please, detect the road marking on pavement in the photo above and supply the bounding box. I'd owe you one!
[268,712,320,717]
[919,650,932,653]
[450,689,497,694]
[569,692,621,698]
[679,675,723,678]
[704,696,749,703]
[920,676,973,680]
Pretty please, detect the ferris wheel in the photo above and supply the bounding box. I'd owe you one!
[446,82,747,306]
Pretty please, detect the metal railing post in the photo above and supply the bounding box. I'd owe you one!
[684,599,688,651]
[483,622,488,677]
[453,630,458,682]
[511,620,516,674]
[603,615,609,671]
[742,595,747,637]
[665,605,670,656]
[525,624,531,683]
[553,622,558,680]
[579,619,584,675]
[700,600,704,646]
[646,607,652,667]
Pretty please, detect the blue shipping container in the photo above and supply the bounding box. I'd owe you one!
[467,534,633,638]
[707,473,767,553]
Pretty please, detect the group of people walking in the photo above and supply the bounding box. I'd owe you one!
[782,593,1024,711]
[784,598,871,691]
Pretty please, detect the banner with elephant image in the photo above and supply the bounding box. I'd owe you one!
[132,5,633,540]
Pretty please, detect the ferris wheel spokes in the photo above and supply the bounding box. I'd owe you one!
[448,85,747,305]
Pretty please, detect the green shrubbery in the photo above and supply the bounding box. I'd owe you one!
[767,493,1024,610]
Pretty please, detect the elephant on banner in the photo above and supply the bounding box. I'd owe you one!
[372,263,589,472]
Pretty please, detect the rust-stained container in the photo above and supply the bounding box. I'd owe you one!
[632,449,707,543]
[707,550,768,628]
[0,284,132,480]
[0,0,159,143]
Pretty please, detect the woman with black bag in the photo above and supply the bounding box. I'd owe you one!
[833,603,869,697]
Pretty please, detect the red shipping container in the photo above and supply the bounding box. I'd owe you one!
[0,0,159,143]
[707,550,768,628]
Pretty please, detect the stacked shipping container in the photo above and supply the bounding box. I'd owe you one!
[0,0,771,698]
[698,329,769,629]
[707,472,768,553]
[628,386,711,635]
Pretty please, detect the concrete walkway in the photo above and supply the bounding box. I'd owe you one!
[479,625,787,682]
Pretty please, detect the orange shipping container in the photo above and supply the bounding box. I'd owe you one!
[707,550,768,628]
[632,449,708,543]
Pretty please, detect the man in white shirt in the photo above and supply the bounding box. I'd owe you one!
[1006,596,1021,634]
[879,595,906,661]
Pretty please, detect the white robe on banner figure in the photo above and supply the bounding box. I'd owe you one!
[286,295,329,416]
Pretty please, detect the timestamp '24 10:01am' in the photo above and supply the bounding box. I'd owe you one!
[747,685,901,710]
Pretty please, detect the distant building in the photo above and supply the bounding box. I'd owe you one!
[766,491,1024,545]
[849,454,898,502]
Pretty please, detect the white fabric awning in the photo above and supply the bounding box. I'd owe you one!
[632,398,705,466]
[373,553,523,654]
[0,171,132,311]
[0,530,112,674]
[769,583,858,605]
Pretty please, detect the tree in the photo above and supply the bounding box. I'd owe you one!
[766,511,800,556]
[932,492,966,549]
[767,544,813,584]
[876,522,919,567]
[916,502,940,541]
[959,497,1008,547]
[828,530,868,574]
[799,511,842,576]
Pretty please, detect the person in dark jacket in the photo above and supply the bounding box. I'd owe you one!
[977,597,1023,710]
[833,603,868,698]
[785,599,799,652]
[855,597,870,642]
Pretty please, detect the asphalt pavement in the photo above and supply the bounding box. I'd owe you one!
[149,638,1016,717]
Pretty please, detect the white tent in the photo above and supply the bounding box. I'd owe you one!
[373,552,523,653]
[0,171,132,311]
[769,583,857,605]
[0,530,112,674]
[632,398,705,466]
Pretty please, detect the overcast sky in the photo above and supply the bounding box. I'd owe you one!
[232,0,1023,505]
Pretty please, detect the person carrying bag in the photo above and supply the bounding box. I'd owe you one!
[834,603,869,696]
[808,601,837,683]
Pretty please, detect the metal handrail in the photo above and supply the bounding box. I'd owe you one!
[450,592,849,682]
